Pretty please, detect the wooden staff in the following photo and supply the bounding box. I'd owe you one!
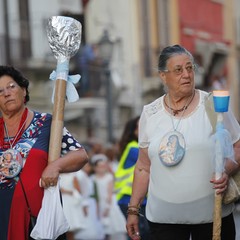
[212,90,230,240]
[46,16,82,163]
[213,193,222,240]
[48,79,67,163]
[212,118,224,240]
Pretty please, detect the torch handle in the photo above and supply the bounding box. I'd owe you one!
[212,193,222,240]
[48,79,67,163]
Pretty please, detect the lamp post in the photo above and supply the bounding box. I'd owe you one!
[98,29,114,143]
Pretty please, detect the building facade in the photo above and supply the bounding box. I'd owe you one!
[0,0,239,145]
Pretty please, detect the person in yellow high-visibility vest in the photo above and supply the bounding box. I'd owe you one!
[114,116,149,239]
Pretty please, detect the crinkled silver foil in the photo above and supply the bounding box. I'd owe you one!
[46,16,82,59]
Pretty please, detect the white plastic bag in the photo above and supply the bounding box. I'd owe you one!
[30,181,70,240]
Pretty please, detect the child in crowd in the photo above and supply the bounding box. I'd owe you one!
[91,154,127,240]
[74,163,105,240]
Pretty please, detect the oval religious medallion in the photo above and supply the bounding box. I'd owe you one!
[0,149,23,178]
[159,131,186,167]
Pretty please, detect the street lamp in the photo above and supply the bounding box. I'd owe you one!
[98,30,114,63]
[98,29,114,143]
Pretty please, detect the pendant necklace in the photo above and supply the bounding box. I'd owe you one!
[0,108,28,178]
[159,92,195,167]
[164,91,195,116]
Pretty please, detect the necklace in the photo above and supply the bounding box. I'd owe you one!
[158,92,195,167]
[168,90,195,130]
[0,108,28,178]
[164,90,195,116]
[0,108,28,150]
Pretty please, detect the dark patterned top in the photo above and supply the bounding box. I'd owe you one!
[0,111,82,240]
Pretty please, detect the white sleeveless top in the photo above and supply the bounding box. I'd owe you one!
[139,90,240,224]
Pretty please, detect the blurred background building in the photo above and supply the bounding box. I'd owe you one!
[0,0,240,144]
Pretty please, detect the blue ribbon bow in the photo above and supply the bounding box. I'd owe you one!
[49,61,81,103]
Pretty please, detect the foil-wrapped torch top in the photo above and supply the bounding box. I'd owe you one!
[46,16,82,60]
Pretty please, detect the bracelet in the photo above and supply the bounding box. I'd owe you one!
[127,209,140,216]
[128,203,141,210]
[127,209,144,217]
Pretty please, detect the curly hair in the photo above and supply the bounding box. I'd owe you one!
[0,65,30,103]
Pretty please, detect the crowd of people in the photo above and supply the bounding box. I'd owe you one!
[2,43,240,240]
[59,133,149,240]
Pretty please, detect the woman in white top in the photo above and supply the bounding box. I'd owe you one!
[126,45,240,240]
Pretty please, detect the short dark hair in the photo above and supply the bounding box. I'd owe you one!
[0,65,30,103]
[158,45,194,72]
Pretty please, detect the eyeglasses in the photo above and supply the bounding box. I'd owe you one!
[163,64,196,76]
[0,82,18,96]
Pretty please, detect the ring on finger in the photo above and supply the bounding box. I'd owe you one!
[135,232,140,236]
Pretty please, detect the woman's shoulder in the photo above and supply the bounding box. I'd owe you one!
[197,89,212,105]
[28,111,52,131]
[32,111,52,123]
[126,140,138,147]
[33,111,51,117]
[198,89,210,99]
[142,96,164,117]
